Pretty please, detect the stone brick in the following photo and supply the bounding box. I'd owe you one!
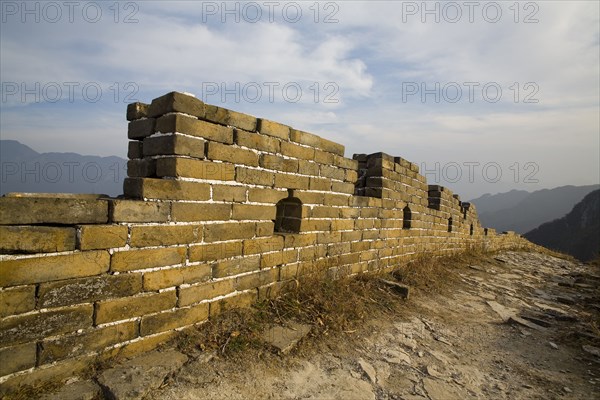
[0,226,76,253]
[189,242,243,262]
[319,165,345,181]
[333,155,358,170]
[324,193,350,206]
[0,250,109,287]
[143,264,211,291]
[140,303,209,336]
[232,204,276,220]
[39,321,138,364]
[243,236,284,255]
[257,119,290,140]
[110,199,170,223]
[280,141,315,161]
[124,178,210,201]
[234,268,279,291]
[289,129,345,156]
[143,134,206,158]
[130,225,199,247]
[178,280,234,306]
[311,206,339,218]
[204,104,257,131]
[128,118,156,139]
[0,342,36,376]
[0,285,35,318]
[256,221,275,237]
[293,191,324,204]
[274,173,309,190]
[127,159,156,177]
[0,195,108,225]
[156,157,235,180]
[171,203,232,222]
[79,225,128,250]
[147,91,205,118]
[207,142,258,167]
[314,149,335,165]
[204,222,256,242]
[301,219,331,232]
[345,169,359,183]
[127,102,149,121]
[210,290,257,317]
[259,154,298,173]
[0,305,93,347]
[283,233,317,248]
[111,247,186,272]
[235,129,280,153]
[308,177,331,191]
[236,167,274,186]
[156,113,233,144]
[261,249,297,268]
[332,181,355,194]
[212,255,260,278]
[247,188,288,203]
[95,290,177,324]
[128,141,143,159]
[297,160,319,176]
[212,185,247,202]
[38,274,142,308]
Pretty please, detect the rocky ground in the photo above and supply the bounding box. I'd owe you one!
[37,250,600,399]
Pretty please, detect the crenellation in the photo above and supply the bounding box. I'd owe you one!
[0,91,537,389]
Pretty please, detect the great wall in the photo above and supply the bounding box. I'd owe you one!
[0,91,535,391]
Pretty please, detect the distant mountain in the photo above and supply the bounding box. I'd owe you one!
[525,190,600,262]
[470,185,600,234]
[0,140,126,197]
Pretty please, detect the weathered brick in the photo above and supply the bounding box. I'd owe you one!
[311,206,339,218]
[345,169,359,183]
[0,251,109,287]
[0,195,108,225]
[110,199,170,223]
[128,141,143,159]
[38,274,142,308]
[236,167,274,186]
[261,249,297,268]
[274,173,309,190]
[178,280,234,306]
[309,177,331,191]
[232,204,276,220]
[79,225,128,250]
[314,149,335,165]
[293,190,324,204]
[156,157,235,180]
[207,142,258,167]
[0,305,93,346]
[171,203,232,222]
[127,102,149,121]
[143,264,211,291]
[301,219,331,232]
[0,285,35,318]
[189,242,243,262]
[124,178,210,201]
[210,290,257,317]
[130,225,199,247]
[256,221,275,237]
[234,268,279,291]
[324,193,350,206]
[204,222,256,242]
[235,129,280,153]
[111,247,186,272]
[297,160,319,176]
[212,255,260,278]
[333,155,358,170]
[128,118,156,139]
[281,141,315,161]
[212,185,246,202]
[259,154,298,173]
[283,233,317,248]
[140,303,209,336]
[247,187,288,203]
[243,236,284,255]
[0,226,76,253]
[204,104,257,131]
[95,290,177,324]
[39,321,138,364]
[143,134,206,158]
[156,113,232,143]
[257,119,290,140]
[127,159,156,177]
[147,92,205,118]
[289,129,345,156]
[332,181,355,194]
[0,342,36,376]
[319,165,345,181]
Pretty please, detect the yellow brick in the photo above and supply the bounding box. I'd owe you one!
[95,291,177,324]
[207,142,258,167]
[209,290,257,317]
[232,204,276,220]
[140,303,209,336]
[171,203,232,222]
[156,157,235,180]
[189,242,243,262]
[0,285,35,317]
[129,225,199,247]
[178,280,234,306]
[143,264,211,291]
[79,225,128,250]
[0,226,76,253]
[111,247,186,272]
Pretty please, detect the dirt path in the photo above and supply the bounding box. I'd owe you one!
[146,251,600,400]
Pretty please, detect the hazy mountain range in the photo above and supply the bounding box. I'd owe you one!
[0,140,126,197]
[525,190,600,262]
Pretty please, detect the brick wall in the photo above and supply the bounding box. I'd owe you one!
[0,91,532,389]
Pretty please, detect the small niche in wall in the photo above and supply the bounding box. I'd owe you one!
[402,206,412,230]
[448,217,453,232]
[274,196,303,234]
[470,223,474,236]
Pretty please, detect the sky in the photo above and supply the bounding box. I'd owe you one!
[0,0,598,199]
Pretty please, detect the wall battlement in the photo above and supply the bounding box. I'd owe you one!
[0,91,531,390]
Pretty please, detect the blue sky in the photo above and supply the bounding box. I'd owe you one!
[1,1,598,198]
